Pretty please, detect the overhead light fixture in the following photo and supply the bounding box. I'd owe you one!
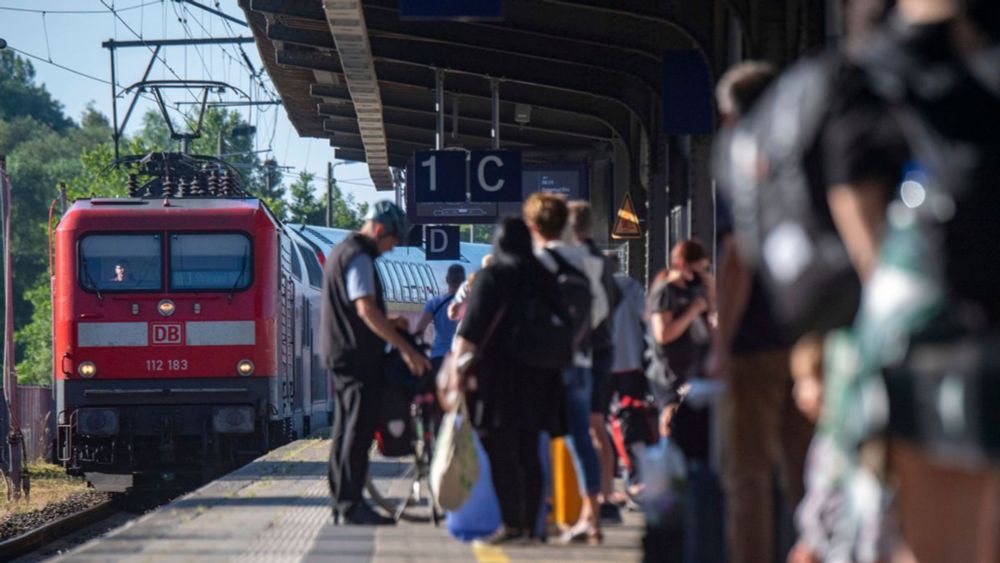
[514,103,532,125]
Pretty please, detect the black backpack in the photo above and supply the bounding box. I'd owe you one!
[858,22,1000,323]
[508,250,592,371]
[856,23,1000,461]
[714,53,863,340]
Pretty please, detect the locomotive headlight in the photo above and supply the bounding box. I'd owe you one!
[236,359,255,376]
[157,299,176,317]
[78,361,97,378]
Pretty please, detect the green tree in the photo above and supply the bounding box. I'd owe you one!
[459,224,495,244]
[14,276,53,385]
[0,51,73,131]
[287,171,324,225]
[328,179,367,230]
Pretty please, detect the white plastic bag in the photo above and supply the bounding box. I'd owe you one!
[430,398,480,511]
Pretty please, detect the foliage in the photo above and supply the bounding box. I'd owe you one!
[459,224,495,245]
[287,172,323,225]
[329,180,367,230]
[0,51,73,132]
[14,277,53,385]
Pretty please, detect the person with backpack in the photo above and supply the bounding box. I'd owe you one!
[523,192,609,544]
[414,264,466,377]
[450,217,564,546]
[707,61,817,563]
[819,2,1000,561]
[319,201,432,526]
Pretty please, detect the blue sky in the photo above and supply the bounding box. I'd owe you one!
[0,0,384,207]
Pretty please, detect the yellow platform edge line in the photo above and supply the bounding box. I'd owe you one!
[473,544,510,563]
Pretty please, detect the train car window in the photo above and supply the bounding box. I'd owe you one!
[416,265,437,300]
[403,264,424,302]
[169,233,253,291]
[295,243,322,288]
[79,233,162,292]
[390,261,413,302]
[289,243,303,282]
[375,261,398,302]
[404,264,424,303]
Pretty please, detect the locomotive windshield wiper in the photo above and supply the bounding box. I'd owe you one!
[80,257,103,302]
[227,248,249,302]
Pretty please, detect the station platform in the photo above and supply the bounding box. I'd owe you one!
[55,435,644,562]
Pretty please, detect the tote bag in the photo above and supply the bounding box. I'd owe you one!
[430,398,480,511]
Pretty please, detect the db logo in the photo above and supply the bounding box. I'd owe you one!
[151,323,183,346]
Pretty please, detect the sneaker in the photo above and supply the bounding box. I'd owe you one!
[336,503,396,526]
[473,525,528,546]
[599,502,623,524]
[557,523,603,545]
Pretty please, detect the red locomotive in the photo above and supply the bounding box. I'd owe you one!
[53,154,328,492]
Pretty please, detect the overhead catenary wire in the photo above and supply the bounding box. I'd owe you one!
[7,47,198,136]
[0,1,160,15]
[99,0,200,104]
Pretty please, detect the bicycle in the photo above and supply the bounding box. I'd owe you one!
[365,390,443,524]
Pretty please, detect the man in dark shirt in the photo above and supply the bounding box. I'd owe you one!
[320,201,431,526]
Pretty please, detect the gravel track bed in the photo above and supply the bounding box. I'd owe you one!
[0,492,110,541]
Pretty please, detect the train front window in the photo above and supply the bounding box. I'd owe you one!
[169,233,252,292]
[79,234,162,292]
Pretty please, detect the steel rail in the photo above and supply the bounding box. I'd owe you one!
[0,500,119,560]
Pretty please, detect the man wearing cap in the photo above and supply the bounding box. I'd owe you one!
[414,264,466,377]
[320,201,432,525]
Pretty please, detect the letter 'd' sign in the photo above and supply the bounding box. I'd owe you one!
[425,226,460,260]
[469,150,521,202]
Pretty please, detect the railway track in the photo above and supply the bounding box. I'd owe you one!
[0,499,120,561]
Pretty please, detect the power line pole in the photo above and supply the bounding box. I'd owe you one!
[326,162,333,228]
[0,155,23,501]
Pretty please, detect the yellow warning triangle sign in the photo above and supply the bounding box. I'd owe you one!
[612,192,641,239]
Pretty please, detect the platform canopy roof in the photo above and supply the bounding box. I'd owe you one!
[240,0,713,190]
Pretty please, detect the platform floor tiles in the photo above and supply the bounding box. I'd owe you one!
[55,436,643,562]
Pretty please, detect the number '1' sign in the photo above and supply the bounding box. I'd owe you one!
[412,150,521,204]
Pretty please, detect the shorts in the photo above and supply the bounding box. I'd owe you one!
[611,369,650,402]
[590,348,614,416]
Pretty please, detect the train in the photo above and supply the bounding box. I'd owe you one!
[53,153,490,493]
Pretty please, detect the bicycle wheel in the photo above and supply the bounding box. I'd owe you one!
[365,447,437,523]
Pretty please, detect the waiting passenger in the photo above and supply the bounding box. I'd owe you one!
[524,192,608,545]
[451,217,563,546]
[447,254,494,322]
[414,264,466,377]
[566,201,623,523]
[648,238,723,562]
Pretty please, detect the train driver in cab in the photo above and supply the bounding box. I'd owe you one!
[320,200,431,526]
[110,261,131,283]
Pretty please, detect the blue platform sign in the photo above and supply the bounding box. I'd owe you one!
[662,51,714,135]
[425,226,461,260]
[399,0,503,21]
[469,150,521,203]
[413,150,467,203]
